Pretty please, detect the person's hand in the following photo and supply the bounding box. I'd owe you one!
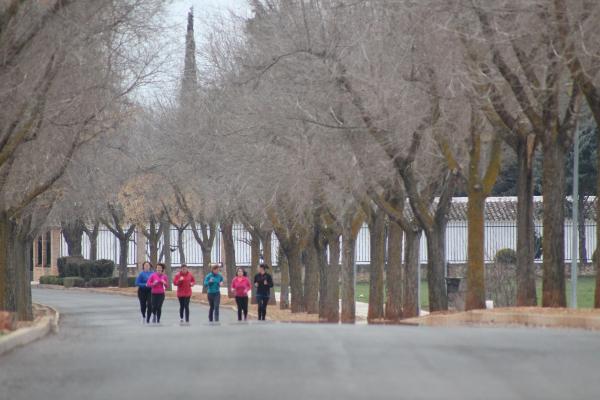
[209,278,214,283]
[263,280,267,285]
[179,277,184,282]
[254,282,258,287]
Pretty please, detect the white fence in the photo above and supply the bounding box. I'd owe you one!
[61,220,598,267]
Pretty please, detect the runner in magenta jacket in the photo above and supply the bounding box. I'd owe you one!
[173,264,195,324]
[146,264,168,324]
[231,267,252,321]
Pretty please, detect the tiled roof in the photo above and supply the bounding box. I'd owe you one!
[405,196,597,222]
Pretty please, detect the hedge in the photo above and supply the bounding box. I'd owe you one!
[495,248,517,265]
[57,257,115,280]
[39,276,64,285]
[87,277,113,287]
[109,277,137,287]
[63,277,85,288]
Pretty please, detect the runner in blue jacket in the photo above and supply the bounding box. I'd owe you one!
[203,264,224,322]
[135,261,154,324]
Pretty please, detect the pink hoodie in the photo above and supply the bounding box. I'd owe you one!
[147,272,168,294]
[231,276,252,297]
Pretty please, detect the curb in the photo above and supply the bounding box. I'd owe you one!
[0,304,60,356]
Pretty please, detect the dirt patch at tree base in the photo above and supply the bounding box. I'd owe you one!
[400,307,600,330]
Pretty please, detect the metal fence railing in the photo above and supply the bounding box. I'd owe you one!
[60,220,598,267]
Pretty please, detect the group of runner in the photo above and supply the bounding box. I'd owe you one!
[134,261,274,325]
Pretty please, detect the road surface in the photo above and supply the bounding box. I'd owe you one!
[1,288,599,400]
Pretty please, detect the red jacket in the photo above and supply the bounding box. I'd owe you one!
[231,276,252,297]
[173,271,196,298]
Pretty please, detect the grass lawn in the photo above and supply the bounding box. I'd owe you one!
[274,276,596,310]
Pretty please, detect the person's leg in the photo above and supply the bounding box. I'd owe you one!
[235,297,242,321]
[256,296,263,320]
[184,297,190,322]
[208,293,215,322]
[178,297,185,320]
[214,293,220,322]
[263,297,269,320]
[242,297,248,320]
[138,288,146,318]
[150,294,159,323]
[145,289,152,321]
[156,294,165,323]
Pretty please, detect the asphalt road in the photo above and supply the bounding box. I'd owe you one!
[1,288,599,400]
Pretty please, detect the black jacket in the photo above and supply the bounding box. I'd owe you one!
[254,273,274,297]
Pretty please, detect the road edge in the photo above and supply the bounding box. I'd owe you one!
[0,303,60,356]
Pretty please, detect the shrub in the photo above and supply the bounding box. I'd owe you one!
[63,277,85,288]
[57,257,114,280]
[39,276,64,285]
[494,248,517,265]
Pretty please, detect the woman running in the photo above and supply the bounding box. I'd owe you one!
[135,261,153,324]
[203,264,224,323]
[173,264,195,324]
[146,263,168,324]
[231,267,251,321]
[254,263,274,321]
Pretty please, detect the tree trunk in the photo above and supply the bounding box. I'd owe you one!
[87,223,99,261]
[14,234,32,321]
[62,220,84,257]
[323,234,340,322]
[118,237,129,288]
[425,220,448,312]
[466,190,486,310]
[147,219,161,266]
[221,221,236,297]
[341,223,357,323]
[596,134,600,308]
[304,237,320,314]
[260,232,276,305]
[278,244,289,309]
[162,221,172,291]
[516,140,538,306]
[385,220,403,321]
[368,209,386,321]
[403,228,421,318]
[542,140,567,307]
[201,249,211,294]
[287,242,305,313]
[176,227,186,265]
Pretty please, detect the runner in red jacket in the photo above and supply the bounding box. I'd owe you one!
[173,264,196,324]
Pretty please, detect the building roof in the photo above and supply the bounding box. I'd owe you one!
[407,196,598,222]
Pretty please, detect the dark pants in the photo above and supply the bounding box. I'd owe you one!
[150,293,165,323]
[178,296,191,322]
[256,295,269,320]
[207,292,220,322]
[138,287,152,318]
[235,296,248,321]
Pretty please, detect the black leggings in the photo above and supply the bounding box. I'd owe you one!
[150,293,165,323]
[138,287,152,318]
[207,292,220,322]
[235,296,248,321]
[178,296,191,322]
[257,295,269,320]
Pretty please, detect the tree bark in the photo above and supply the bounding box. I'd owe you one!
[62,220,84,257]
[403,227,421,318]
[221,221,236,298]
[425,220,448,312]
[596,136,600,308]
[278,243,290,309]
[368,208,386,321]
[341,220,358,323]
[118,237,129,288]
[466,190,486,310]
[84,223,99,261]
[323,233,340,322]
[260,231,276,305]
[176,226,186,265]
[162,219,172,291]
[287,241,305,313]
[542,139,567,307]
[516,139,538,306]
[385,220,403,321]
[201,248,212,293]
[304,235,320,314]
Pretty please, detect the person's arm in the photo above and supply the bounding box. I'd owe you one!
[135,273,142,287]
[245,277,252,291]
[218,274,224,286]
[146,275,154,287]
[173,274,179,286]
[268,274,274,288]
[204,273,211,286]
[254,275,259,287]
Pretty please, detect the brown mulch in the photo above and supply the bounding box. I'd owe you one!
[1,304,55,334]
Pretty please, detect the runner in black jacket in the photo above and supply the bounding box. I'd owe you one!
[254,264,274,320]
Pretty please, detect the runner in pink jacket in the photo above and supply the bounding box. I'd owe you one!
[146,264,168,324]
[231,267,252,321]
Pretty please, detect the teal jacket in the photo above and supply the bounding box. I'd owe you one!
[203,272,224,294]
